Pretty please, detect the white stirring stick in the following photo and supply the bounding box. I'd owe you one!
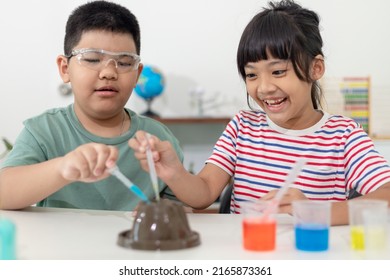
[261,158,307,219]
[145,133,160,201]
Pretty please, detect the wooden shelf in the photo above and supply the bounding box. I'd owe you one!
[150,116,231,174]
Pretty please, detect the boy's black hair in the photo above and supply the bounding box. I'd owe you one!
[237,0,323,110]
[64,0,141,56]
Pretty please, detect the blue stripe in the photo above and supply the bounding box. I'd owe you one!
[235,177,280,189]
[231,117,239,131]
[240,117,269,128]
[237,156,291,170]
[344,141,377,179]
[237,135,343,154]
[302,189,345,196]
[304,168,344,176]
[214,145,236,164]
[235,177,345,197]
[354,164,390,187]
[344,152,364,179]
[220,132,237,149]
[345,150,383,179]
[315,129,349,135]
[345,134,370,151]
[234,197,249,203]
[237,157,344,177]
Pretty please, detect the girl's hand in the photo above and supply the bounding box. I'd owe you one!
[262,187,307,214]
[59,143,118,182]
[128,131,185,182]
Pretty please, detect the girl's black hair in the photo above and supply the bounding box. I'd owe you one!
[237,0,323,109]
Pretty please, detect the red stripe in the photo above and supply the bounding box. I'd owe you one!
[236,142,342,162]
[234,190,262,200]
[363,172,390,193]
[208,156,234,174]
[236,163,286,176]
[298,175,344,183]
[344,140,373,168]
[225,124,237,139]
[235,169,285,182]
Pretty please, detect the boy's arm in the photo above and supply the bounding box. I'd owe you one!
[0,143,118,210]
[0,158,69,209]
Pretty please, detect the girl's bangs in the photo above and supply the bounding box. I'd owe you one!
[241,15,295,64]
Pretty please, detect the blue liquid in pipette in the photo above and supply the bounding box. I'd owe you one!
[128,184,149,203]
[295,224,329,251]
[109,166,149,203]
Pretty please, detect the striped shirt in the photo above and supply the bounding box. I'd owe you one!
[206,110,390,213]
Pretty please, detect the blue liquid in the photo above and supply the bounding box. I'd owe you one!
[295,224,329,251]
[0,219,16,260]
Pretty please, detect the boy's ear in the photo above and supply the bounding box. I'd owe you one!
[311,55,325,81]
[57,55,70,83]
[134,63,144,87]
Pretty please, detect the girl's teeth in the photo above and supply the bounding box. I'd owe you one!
[265,98,284,105]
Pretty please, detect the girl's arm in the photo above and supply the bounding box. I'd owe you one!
[129,131,231,209]
[264,183,390,225]
[331,182,390,225]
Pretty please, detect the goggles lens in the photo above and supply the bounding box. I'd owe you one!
[68,48,141,73]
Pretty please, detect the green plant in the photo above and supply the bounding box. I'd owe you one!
[1,137,13,159]
[2,137,12,150]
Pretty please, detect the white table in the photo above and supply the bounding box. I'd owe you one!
[1,206,389,260]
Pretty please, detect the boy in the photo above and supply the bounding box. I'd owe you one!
[0,1,183,210]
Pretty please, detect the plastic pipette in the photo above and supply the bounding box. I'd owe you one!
[145,133,160,201]
[262,158,306,219]
[108,165,149,203]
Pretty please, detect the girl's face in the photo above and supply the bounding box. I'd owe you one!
[57,30,143,122]
[244,56,321,130]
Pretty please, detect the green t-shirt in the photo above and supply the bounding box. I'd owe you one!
[1,104,183,211]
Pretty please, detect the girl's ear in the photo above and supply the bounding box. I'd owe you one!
[311,55,325,81]
[56,55,71,83]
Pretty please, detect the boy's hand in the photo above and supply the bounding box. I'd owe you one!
[59,143,118,182]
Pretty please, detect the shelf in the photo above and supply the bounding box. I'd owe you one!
[151,117,231,173]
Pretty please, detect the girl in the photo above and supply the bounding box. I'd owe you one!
[129,0,390,225]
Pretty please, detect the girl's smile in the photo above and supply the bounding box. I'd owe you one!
[261,97,288,112]
[245,57,321,130]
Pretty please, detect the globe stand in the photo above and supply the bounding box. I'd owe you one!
[141,98,160,118]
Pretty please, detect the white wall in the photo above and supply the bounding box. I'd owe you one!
[1,0,390,142]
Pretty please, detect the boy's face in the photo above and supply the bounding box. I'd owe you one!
[57,30,143,120]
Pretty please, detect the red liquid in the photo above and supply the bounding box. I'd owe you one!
[243,218,276,251]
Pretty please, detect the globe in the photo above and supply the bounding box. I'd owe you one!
[134,65,165,117]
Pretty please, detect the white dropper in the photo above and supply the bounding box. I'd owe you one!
[261,158,307,219]
[145,133,160,201]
